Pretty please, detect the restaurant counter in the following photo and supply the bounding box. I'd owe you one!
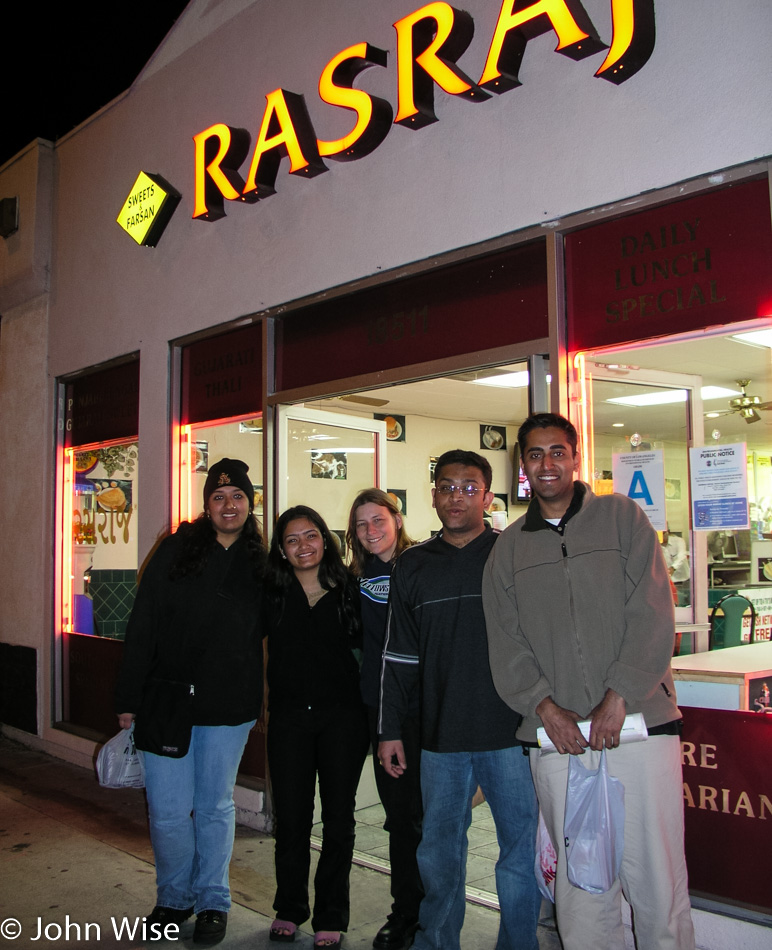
[671,641,772,711]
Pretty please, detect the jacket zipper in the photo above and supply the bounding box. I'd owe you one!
[560,528,594,709]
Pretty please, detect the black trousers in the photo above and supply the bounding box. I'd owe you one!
[268,705,369,932]
[368,706,424,922]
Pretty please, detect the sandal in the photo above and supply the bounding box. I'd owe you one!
[314,932,342,950]
[270,920,297,942]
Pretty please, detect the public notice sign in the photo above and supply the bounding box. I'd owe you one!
[689,443,749,530]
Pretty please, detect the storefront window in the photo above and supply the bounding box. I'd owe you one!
[177,324,263,529]
[298,359,545,541]
[57,358,140,734]
[63,441,139,639]
[177,325,266,782]
[178,416,263,530]
[573,325,772,643]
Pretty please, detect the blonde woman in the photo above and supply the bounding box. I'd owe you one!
[346,490,422,950]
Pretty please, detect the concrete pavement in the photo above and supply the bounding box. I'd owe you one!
[0,735,560,950]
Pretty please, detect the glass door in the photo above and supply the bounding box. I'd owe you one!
[277,406,387,557]
[575,359,705,628]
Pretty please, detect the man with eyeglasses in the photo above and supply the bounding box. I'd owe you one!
[483,414,695,950]
[378,449,540,950]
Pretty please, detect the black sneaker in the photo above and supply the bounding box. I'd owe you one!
[146,905,194,927]
[194,910,228,946]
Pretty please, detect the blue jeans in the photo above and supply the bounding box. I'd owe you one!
[143,720,255,913]
[414,747,540,950]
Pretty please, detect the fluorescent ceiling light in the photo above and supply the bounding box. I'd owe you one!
[701,386,743,400]
[304,447,374,454]
[732,329,772,349]
[606,385,740,408]
[470,371,529,389]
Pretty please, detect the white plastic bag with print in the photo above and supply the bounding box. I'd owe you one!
[96,724,145,789]
[563,749,624,894]
[534,809,557,902]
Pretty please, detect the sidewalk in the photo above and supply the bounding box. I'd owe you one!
[0,735,560,949]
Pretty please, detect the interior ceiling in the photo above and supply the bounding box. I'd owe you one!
[313,333,772,451]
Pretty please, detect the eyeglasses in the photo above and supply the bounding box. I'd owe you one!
[435,485,485,497]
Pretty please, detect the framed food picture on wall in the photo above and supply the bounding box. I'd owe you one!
[375,413,405,442]
[194,441,209,472]
[387,489,407,516]
[330,530,346,556]
[480,424,506,451]
[491,494,509,516]
[311,451,347,479]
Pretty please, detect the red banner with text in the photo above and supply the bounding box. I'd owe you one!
[566,178,772,352]
[681,706,772,913]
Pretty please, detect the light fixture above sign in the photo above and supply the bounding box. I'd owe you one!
[116,171,181,246]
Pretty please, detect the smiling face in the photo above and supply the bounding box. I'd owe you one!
[355,502,401,563]
[206,485,251,546]
[521,426,580,520]
[432,463,493,547]
[282,517,325,576]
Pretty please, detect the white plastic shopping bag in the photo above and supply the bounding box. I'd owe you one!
[563,749,624,894]
[96,725,145,789]
[535,809,557,902]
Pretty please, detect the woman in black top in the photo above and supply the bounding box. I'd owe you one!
[266,506,368,950]
[115,458,265,947]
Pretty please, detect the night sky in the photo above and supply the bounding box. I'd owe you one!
[3,3,189,167]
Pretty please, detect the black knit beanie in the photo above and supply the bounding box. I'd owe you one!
[203,458,254,509]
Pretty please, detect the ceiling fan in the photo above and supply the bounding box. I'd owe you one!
[720,379,772,424]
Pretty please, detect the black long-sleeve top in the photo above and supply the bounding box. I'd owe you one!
[115,524,264,726]
[379,527,522,753]
[265,574,363,713]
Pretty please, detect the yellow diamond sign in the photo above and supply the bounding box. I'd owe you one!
[116,171,180,247]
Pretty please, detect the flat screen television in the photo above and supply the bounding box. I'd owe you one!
[511,445,532,504]
[721,533,739,560]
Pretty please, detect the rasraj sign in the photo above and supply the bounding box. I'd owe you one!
[193,0,656,221]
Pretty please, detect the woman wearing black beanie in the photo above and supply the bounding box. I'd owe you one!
[115,458,265,946]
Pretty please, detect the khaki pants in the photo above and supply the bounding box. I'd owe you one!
[530,735,695,950]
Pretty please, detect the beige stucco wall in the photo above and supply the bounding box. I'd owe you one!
[0,295,52,662]
[1,0,771,774]
[0,141,53,311]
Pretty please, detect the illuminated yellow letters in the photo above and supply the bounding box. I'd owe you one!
[192,124,251,221]
[190,0,659,223]
[317,43,393,160]
[595,0,656,83]
[243,90,327,200]
[394,2,489,129]
[479,0,606,93]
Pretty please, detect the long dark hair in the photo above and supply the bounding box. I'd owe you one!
[169,512,265,580]
[267,505,360,638]
[346,488,414,576]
